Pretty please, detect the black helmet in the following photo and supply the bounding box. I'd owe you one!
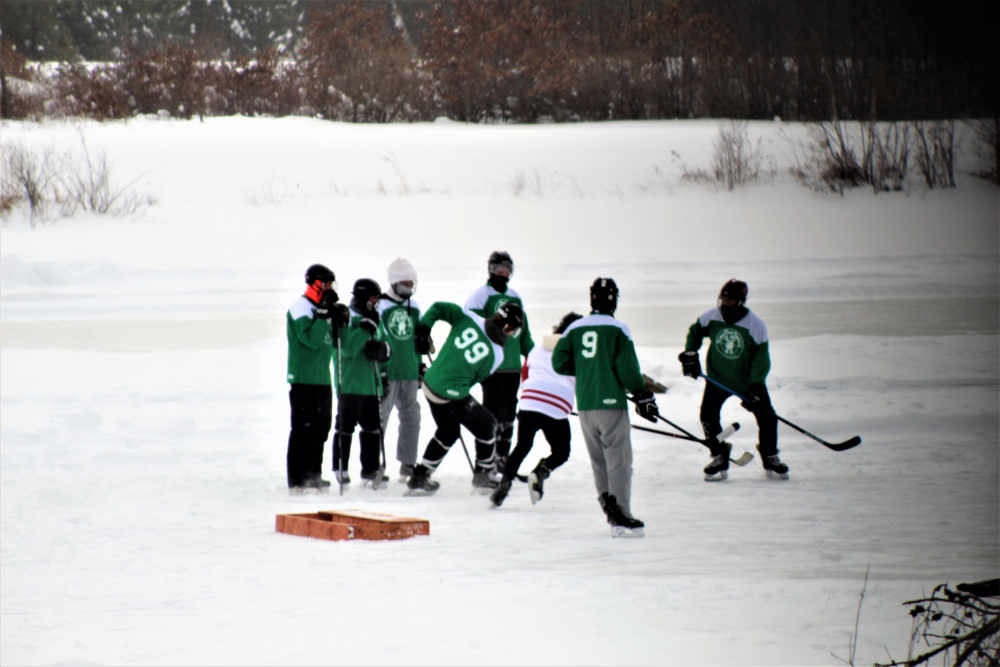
[495,301,524,331]
[719,279,749,306]
[488,251,514,276]
[554,311,583,334]
[352,278,382,303]
[305,263,335,285]
[590,277,619,314]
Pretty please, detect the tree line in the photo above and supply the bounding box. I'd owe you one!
[1,0,995,123]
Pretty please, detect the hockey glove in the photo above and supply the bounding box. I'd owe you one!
[678,350,701,378]
[363,339,392,362]
[632,389,659,423]
[414,324,432,355]
[358,318,378,336]
[314,290,339,319]
[332,303,351,327]
[740,383,768,413]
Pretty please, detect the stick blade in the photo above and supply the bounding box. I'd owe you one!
[731,451,754,466]
[824,435,862,452]
[642,373,668,394]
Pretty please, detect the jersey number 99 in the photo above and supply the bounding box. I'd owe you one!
[455,327,490,364]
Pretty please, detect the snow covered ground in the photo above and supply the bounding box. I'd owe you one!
[1,117,997,666]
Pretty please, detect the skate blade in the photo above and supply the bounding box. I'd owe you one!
[704,471,728,482]
[765,469,790,480]
[403,487,438,497]
[610,526,645,538]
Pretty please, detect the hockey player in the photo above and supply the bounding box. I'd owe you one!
[376,258,424,481]
[465,251,535,478]
[332,278,393,487]
[491,311,582,508]
[406,301,525,494]
[679,278,788,481]
[285,264,349,492]
[552,278,658,538]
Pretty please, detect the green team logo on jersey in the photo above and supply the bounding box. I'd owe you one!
[385,309,414,340]
[714,328,744,359]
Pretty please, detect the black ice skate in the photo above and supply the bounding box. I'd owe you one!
[603,494,644,538]
[704,442,732,481]
[471,466,499,491]
[757,445,789,480]
[489,480,511,508]
[405,464,440,495]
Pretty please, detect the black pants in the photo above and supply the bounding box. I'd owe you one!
[287,383,333,488]
[481,371,521,458]
[699,382,779,456]
[420,395,497,472]
[333,393,383,476]
[504,410,571,482]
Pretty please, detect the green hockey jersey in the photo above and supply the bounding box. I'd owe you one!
[551,313,645,411]
[286,295,334,385]
[377,295,422,381]
[332,307,387,397]
[684,307,770,393]
[420,302,504,401]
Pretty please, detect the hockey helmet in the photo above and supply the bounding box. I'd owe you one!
[590,277,619,314]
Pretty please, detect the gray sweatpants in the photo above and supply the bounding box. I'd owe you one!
[379,379,421,466]
[577,409,635,517]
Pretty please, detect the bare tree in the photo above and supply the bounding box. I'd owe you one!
[877,582,999,667]
[297,1,429,123]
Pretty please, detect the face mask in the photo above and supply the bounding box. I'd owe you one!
[393,281,414,298]
[720,304,745,324]
[488,274,509,292]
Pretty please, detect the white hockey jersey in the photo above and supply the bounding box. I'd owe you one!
[519,333,575,420]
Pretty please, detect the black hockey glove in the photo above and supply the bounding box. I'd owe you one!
[678,350,701,378]
[414,324,432,355]
[363,339,391,362]
[740,383,768,414]
[358,318,378,336]
[632,389,659,423]
[314,290,338,319]
[332,303,351,327]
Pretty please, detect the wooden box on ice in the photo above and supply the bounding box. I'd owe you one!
[275,509,430,542]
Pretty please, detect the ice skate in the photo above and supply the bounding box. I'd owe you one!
[489,480,511,508]
[404,464,440,495]
[472,466,499,492]
[527,463,550,505]
[603,494,644,538]
[757,445,789,480]
[704,442,731,481]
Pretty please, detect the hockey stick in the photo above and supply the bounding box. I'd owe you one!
[371,360,387,490]
[335,332,345,496]
[699,374,862,451]
[630,422,752,466]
